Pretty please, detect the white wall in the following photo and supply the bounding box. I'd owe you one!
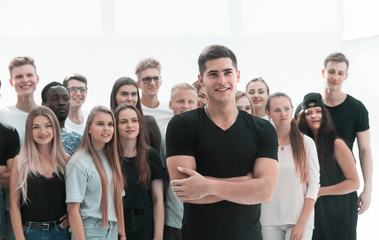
[0,0,377,238]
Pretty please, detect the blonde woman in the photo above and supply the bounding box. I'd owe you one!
[10,106,71,240]
[235,91,254,115]
[261,93,320,240]
[246,77,270,119]
[66,106,125,240]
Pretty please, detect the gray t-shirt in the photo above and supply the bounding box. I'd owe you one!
[66,150,118,222]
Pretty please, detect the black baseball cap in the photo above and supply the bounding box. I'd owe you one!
[302,92,324,110]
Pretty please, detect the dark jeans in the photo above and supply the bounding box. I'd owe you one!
[124,208,153,240]
[163,225,182,240]
[22,220,70,240]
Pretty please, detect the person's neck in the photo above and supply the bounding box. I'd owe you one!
[322,88,346,107]
[276,125,291,143]
[254,107,266,118]
[311,130,319,143]
[206,101,239,130]
[15,94,38,112]
[120,139,137,157]
[59,121,65,129]
[141,94,159,108]
[37,143,52,160]
[68,106,83,124]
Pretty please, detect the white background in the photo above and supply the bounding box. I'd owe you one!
[0,0,378,238]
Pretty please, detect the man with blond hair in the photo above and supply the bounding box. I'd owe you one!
[135,58,173,138]
[0,56,39,240]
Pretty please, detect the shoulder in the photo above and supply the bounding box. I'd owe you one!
[67,150,90,167]
[168,108,201,128]
[0,122,18,135]
[64,127,83,139]
[240,111,275,134]
[345,95,367,109]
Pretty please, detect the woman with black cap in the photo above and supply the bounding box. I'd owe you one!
[297,92,360,240]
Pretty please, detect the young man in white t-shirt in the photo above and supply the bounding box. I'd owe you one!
[62,73,89,134]
[0,56,39,240]
[135,58,173,137]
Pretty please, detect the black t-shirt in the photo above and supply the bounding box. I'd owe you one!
[295,95,369,150]
[0,122,20,166]
[122,148,163,210]
[166,108,278,240]
[21,172,66,222]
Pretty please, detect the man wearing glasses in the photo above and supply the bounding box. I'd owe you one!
[63,73,89,134]
[136,58,173,138]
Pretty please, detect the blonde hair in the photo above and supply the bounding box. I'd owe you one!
[78,106,124,231]
[17,106,66,204]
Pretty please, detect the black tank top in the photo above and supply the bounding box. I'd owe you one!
[21,171,66,222]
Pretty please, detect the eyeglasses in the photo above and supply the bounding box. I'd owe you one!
[67,87,88,93]
[140,76,162,85]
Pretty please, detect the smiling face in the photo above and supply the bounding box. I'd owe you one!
[45,86,70,123]
[322,61,348,92]
[66,79,87,108]
[89,112,114,151]
[117,108,140,141]
[116,84,139,107]
[236,95,252,115]
[10,64,39,97]
[199,58,240,105]
[170,89,197,115]
[137,68,161,98]
[32,115,54,146]
[304,106,322,135]
[246,80,269,112]
[267,96,293,128]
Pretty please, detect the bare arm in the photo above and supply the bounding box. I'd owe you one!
[67,202,85,240]
[9,157,25,240]
[151,179,164,240]
[356,130,373,214]
[170,157,279,205]
[318,139,360,197]
[290,198,316,240]
[0,158,15,187]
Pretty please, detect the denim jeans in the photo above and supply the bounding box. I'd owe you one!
[76,217,118,240]
[124,208,154,240]
[22,222,70,240]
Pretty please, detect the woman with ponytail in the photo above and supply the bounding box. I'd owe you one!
[114,104,164,240]
[260,92,320,240]
[66,106,125,240]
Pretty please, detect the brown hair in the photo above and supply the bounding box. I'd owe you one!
[266,92,308,183]
[114,104,151,189]
[324,52,349,71]
[79,106,124,230]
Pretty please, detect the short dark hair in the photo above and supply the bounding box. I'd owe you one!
[41,81,68,104]
[324,52,349,71]
[63,73,88,87]
[198,45,238,76]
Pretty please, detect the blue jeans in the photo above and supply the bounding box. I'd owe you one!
[77,217,118,240]
[22,222,70,240]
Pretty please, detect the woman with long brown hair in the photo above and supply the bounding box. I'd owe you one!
[260,92,320,240]
[66,106,125,240]
[297,93,359,240]
[114,104,164,240]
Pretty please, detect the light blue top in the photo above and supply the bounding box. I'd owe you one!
[66,150,118,222]
[61,127,82,156]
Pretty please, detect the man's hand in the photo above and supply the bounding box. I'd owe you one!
[171,167,211,202]
[358,189,371,214]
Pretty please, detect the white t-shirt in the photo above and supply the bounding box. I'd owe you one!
[0,105,28,145]
[260,135,320,229]
[65,109,89,134]
[142,102,173,138]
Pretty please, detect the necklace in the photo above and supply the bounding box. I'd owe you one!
[279,138,290,150]
[204,105,214,123]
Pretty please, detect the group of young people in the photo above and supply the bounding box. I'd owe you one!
[0,45,373,240]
